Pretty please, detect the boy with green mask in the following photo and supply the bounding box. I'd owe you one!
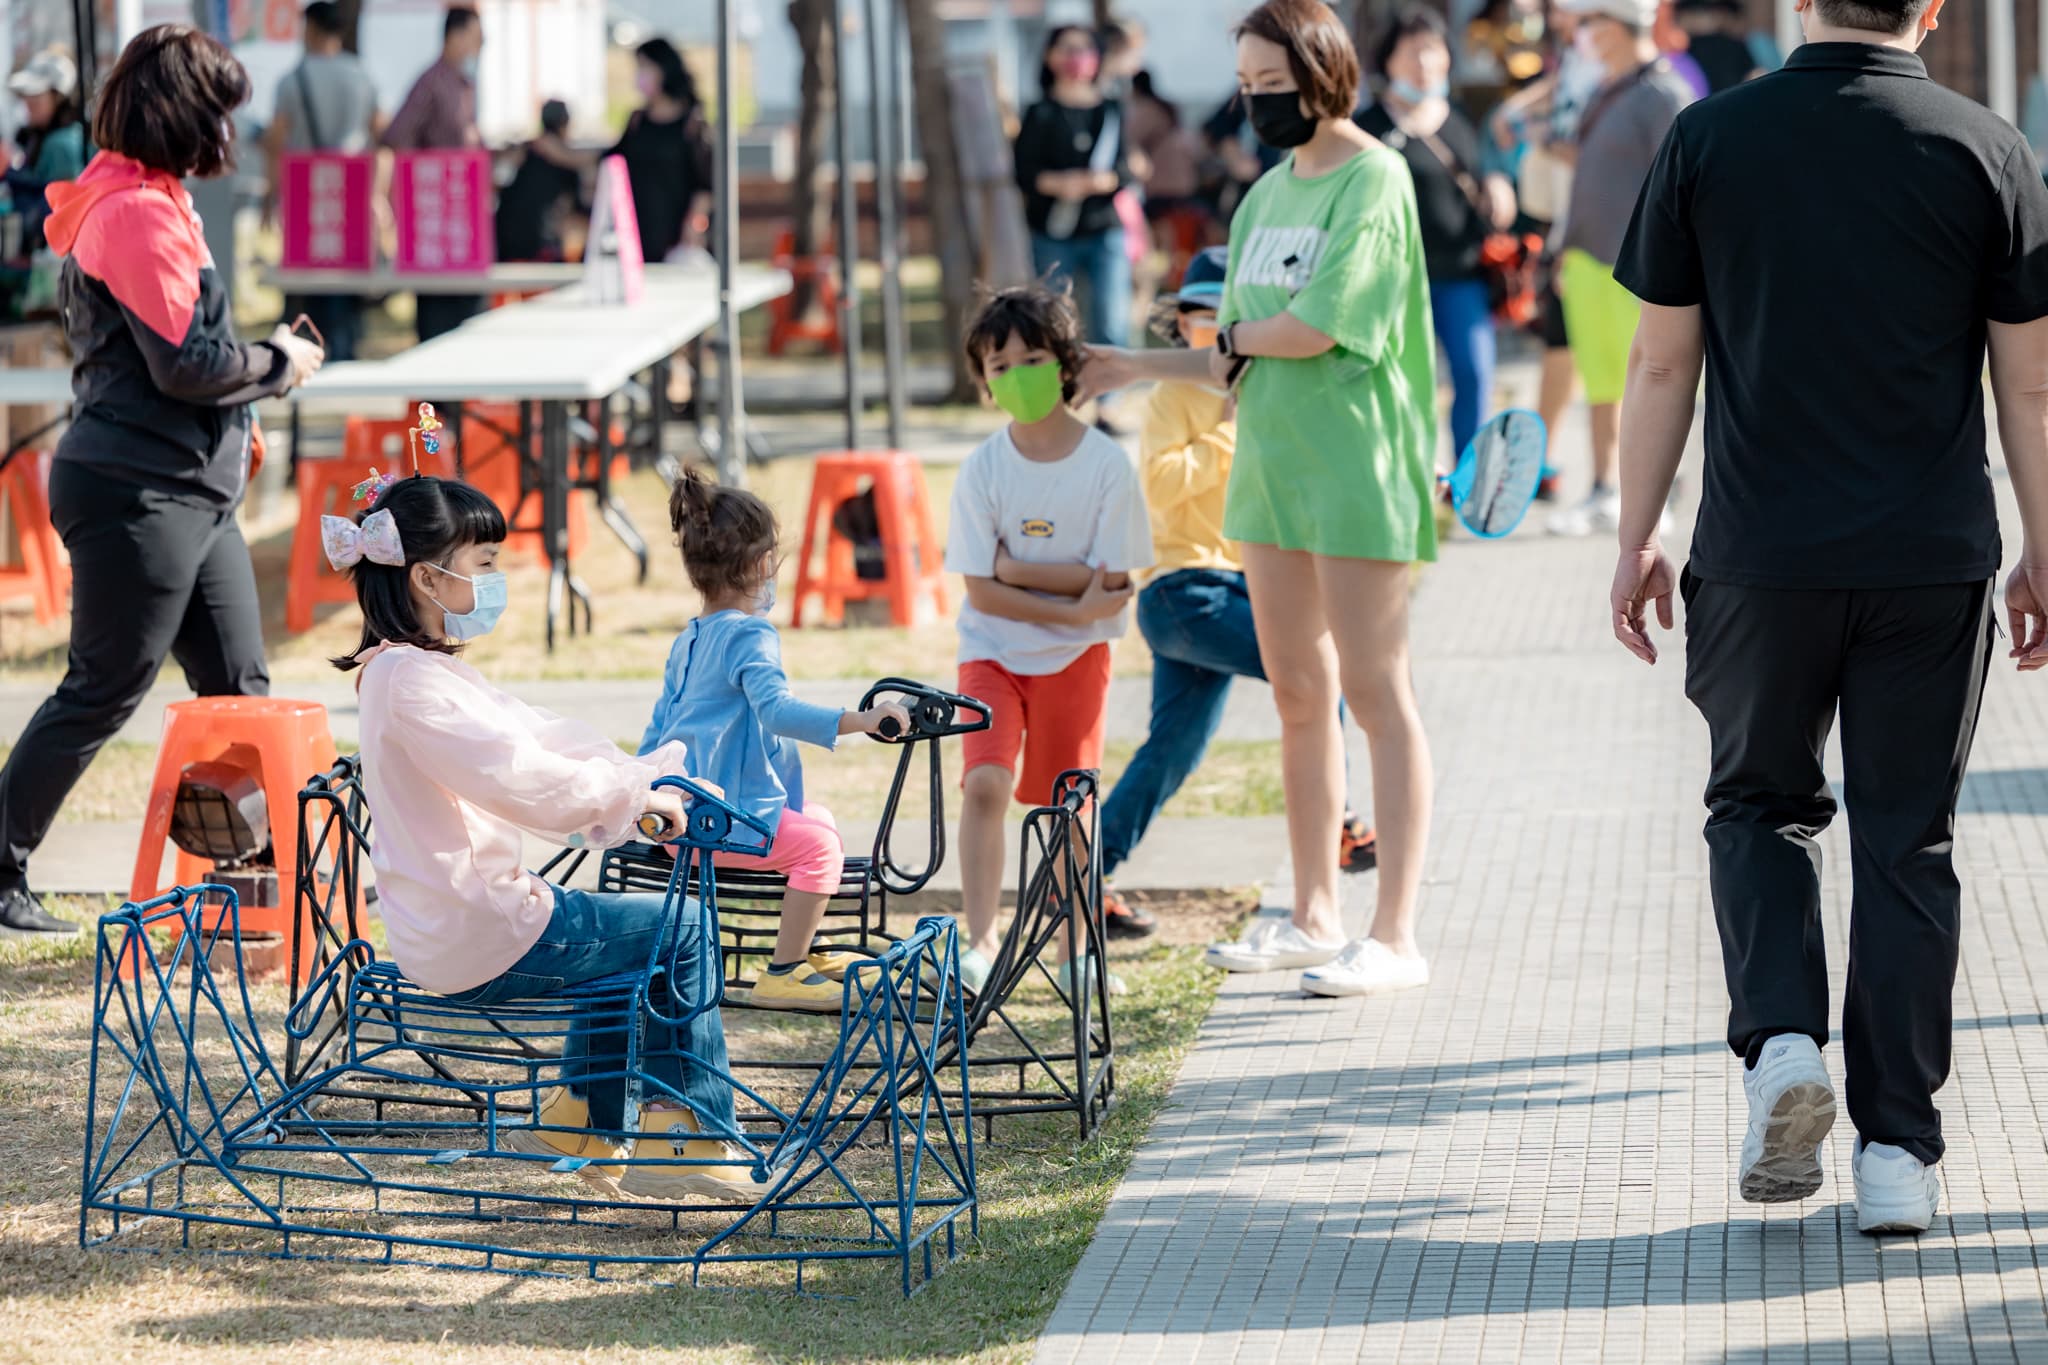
[944,284,1156,993]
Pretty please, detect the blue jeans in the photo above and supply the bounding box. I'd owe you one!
[1430,277,1497,458]
[1100,569,1350,877]
[1031,227,1131,349]
[446,886,736,1135]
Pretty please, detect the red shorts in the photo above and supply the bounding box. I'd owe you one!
[959,644,1112,806]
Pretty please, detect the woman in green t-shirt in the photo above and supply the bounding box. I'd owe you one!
[1079,0,1438,1000]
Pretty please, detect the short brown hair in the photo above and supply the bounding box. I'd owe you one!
[962,283,1085,403]
[669,465,779,602]
[93,25,250,178]
[1235,0,1360,122]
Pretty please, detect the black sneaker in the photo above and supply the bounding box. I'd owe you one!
[1101,887,1158,940]
[0,886,78,935]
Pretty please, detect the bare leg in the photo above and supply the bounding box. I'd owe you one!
[770,890,828,965]
[1589,400,1620,490]
[1316,555,1431,956]
[1538,344,1577,435]
[959,764,1012,958]
[1240,542,1346,944]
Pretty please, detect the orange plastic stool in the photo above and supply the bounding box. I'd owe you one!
[767,229,844,357]
[790,451,947,628]
[459,404,587,562]
[129,697,339,968]
[0,452,69,624]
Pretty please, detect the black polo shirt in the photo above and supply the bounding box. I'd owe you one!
[1614,42,2048,590]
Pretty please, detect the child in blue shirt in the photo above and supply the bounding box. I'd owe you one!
[641,469,908,1012]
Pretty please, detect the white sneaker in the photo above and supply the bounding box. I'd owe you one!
[1054,955,1130,998]
[1546,487,1622,537]
[1205,918,1345,972]
[1298,938,1429,997]
[1737,1034,1837,1203]
[1853,1138,1941,1235]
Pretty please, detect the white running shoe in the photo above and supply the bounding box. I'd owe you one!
[1298,938,1429,997]
[1205,918,1345,972]
[1737,1034,1837,1203]
[1853,1138,1941,1235]
[1545,488,1675,539]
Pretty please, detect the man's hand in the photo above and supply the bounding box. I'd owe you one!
[1074,345,1138,405]
[1071,565,1134,623]
[2007,562,2048,671]
[1611,544,1677,665]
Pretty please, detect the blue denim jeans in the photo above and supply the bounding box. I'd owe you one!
[1100,569,1351,877]
[1430,277,1497,459]
[445,885,736,1135]
[1031,227,1131,349]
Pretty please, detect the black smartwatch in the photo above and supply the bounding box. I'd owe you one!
[1216,322,1238,359]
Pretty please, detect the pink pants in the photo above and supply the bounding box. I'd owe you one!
[708,803,846,895]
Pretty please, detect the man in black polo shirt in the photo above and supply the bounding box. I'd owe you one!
[1606,0,2048,1236]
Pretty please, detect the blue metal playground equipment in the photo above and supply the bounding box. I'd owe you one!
[80,776,978,1296]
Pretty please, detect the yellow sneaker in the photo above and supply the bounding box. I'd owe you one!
[806,947,871,982]
[749,964,844,1013]
[617,1106,766,1204]
[499,1087,629,1196]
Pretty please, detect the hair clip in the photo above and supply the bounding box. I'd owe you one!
[351,467,399,505]
[405,401,444,474]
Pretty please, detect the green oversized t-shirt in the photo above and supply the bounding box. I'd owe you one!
[1218,144,1439,563]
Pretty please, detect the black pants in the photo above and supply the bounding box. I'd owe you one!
[415,293,483,342]
[1682,570,1993,1165]
[0,462,269,892]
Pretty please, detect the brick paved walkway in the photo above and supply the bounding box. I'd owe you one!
[1036,419,2048,1363]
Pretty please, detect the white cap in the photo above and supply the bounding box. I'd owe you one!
[1559,0,1661,28]
[9,50,77,100]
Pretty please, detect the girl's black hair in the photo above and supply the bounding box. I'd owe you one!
[330,475,507,671]
[1038,24,1099,98]
[637,36,700,111]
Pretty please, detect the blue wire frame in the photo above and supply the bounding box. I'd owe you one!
[81,789,979,1298]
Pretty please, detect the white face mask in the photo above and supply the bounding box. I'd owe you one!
[751,577,777,617]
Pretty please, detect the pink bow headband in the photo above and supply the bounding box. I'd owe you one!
[321,509,405,569]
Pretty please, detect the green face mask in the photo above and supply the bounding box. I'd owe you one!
[986,361,1064,424]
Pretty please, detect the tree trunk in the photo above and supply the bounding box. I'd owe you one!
[786,0,835,317]
[903,0,980,401]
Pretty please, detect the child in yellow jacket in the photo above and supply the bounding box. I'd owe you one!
[1098,247,1375,929]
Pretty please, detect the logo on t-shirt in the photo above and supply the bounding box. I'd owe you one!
[1020,518,1055,538]
[1237,226,1325,294]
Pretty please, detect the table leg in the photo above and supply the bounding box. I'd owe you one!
[540,400,593,651]
[590,394,650,584]
[650,359,680,486]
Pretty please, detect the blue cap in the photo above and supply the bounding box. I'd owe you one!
[1170,246,1228,309]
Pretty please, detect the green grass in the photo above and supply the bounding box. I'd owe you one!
[0,888,1249,1363]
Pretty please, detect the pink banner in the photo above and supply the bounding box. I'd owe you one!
[278,152,374,272]
[392,150,495,275]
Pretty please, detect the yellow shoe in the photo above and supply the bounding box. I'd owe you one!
[749,964,844,1013]
[617,1107,766,1204]
[807,947,871,982]
[499,1087,629,1196]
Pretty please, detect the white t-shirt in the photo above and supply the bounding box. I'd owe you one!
[945,423,1155,676]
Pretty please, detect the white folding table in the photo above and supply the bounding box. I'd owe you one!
[257,261,589,296]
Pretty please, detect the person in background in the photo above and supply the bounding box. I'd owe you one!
[1673,0,1763,92]
[1128,72,1205,226]
[1101,16,1147,100]
[1098,247,1377,933]
[381,5,484,340]
[1543,0,1691,537]
[264,1,380,361]
[1012,25,1134,431]
[1654,0,1714,100]
[494,99,588,263]
[608,38,715,264]
[1358,6,1517,459]
[0,25,325,936]
[5,49,89,255]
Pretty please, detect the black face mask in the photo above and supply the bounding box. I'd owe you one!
[1246,91,1316,148]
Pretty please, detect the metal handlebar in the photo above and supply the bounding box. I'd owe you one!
[640,776,777,1027]
[855,677,991,897]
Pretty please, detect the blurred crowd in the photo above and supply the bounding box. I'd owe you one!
[1010,0,1779,534]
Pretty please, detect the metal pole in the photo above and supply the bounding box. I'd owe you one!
[715,0,747,484]
[1988,0,2018,123]
[865,0,908,447]
[832,0,864,450]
